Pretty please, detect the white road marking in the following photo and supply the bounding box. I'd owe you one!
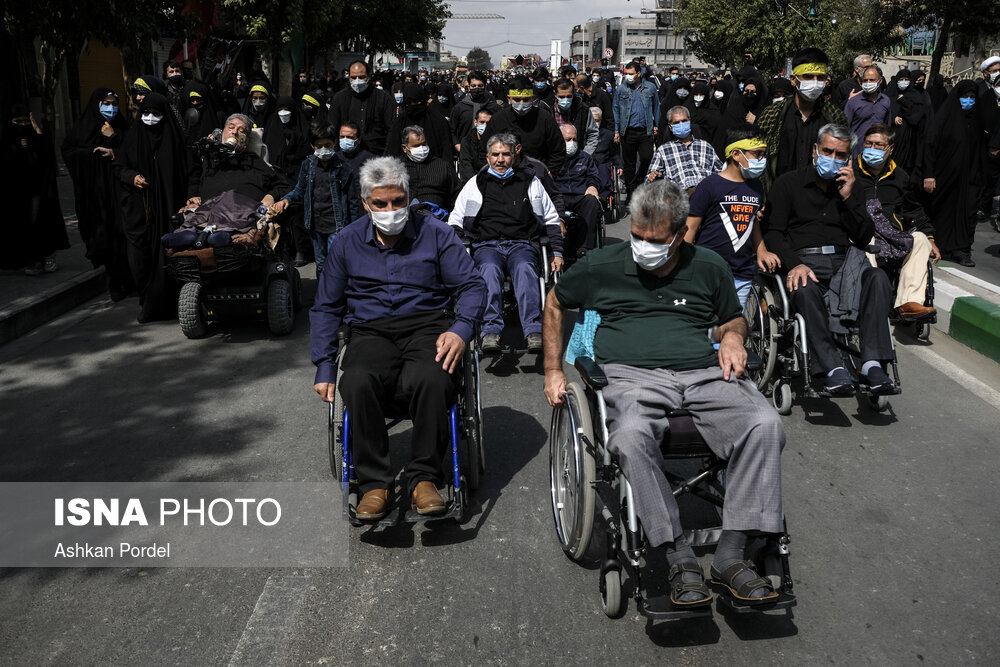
[939,267,1000,296]
[228,575,311,667]
[905,344,1000,412]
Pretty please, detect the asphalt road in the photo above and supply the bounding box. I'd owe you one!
[2,219,1000,665]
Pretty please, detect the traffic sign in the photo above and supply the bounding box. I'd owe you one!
[604,48,614,58]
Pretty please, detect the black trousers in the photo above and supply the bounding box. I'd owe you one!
[789,254,893,375]
[338,310,457,495]
[621,126,654,195]
[562,193,603,256]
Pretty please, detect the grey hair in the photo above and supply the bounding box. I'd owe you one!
[359,156,410,200]
[590,106,602,120]
[853,54,873,68]
[816,123,857,153]
[486,132,518,154]
[629,180,689,234]
[226,113,253,130]
[401,124,425,145]
[666,105,690,122]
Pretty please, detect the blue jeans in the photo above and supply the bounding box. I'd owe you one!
[473,240,541,336]
[735,278,752,308]
[311,231,336,274]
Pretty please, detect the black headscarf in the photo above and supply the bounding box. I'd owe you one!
[684,81,722,141]
[662,76,692,109]
[263,95,310,176]
[242,80,275,128]
[299,89,326,131]
[386,83,453,160]
[725,74,768,122]
[768,78,794,105]
[927,74,948,111]
[181,80,223,143]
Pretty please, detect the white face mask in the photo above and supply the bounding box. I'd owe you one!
[565,140,578,156]
[278,110,292,124]
[407,145,430,162]
[251,99,266,110]
[369,206,408,236]
[350,78,368,93]
[314,147,335,161]
[693,95,705,106]
[630,231,681,271]
[141,113,163,126]
[797,79,825,101]
[772,97,785,105]
[861,81,879,94]
[897,79,910,91]
[676,88,689,99]
[624,74,635,84]
[713,90,724,100]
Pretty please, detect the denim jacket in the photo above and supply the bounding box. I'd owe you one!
[281,154,362,232]
[612,79,660,136]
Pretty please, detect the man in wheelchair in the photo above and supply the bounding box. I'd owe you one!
[543,180,786,606]
[310,157,486,521]
[449,132,564,353]
[764,123,896,395]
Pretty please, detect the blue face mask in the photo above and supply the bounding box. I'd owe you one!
[534,81,547,89]
[959,96,976,111]
[862,147,886,167]
[671,121,691,138]
[815,153,847,179]
[99,104,117,120]
[339,137,356,153]
[740,156,767,180]
[487,165,514,179]
[739,82,745,92]
[556,97,572,110]
[670,74,678,81]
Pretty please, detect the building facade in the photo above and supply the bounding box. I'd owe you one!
[569,13,709,72]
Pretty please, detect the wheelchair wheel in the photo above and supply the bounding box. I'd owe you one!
[744,281,777,391]
[772,381,792,416]
[178,282,208,339]
[463,348,484,492]
[914,321,931,341]
[328,402,341,479]
[267,278,294,335]
[600,568,625,618]
[549,382,597,561]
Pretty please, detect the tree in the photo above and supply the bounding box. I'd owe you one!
[336,0,451,61]
[467,47,492,70]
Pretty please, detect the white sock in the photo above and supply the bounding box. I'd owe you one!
[861,360,880,375]
[826,366,846,377]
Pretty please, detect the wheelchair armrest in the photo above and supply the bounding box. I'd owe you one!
[335,326,351,347]
[746,349,763,372]
[574,357,608,390]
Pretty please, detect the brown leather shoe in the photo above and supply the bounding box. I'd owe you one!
[898,302,936,321]
[356,489,389,520]
[411,481,446,515]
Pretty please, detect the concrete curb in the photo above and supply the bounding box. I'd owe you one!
[0,267,106,346]
[950,296,1000,365]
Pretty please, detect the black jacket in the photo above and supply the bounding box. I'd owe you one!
[853,157,935,239]
[479,105,566,175]
[328,86,396,155]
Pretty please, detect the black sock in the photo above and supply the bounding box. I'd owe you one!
[665,534,705,602]
[713,530,770,599]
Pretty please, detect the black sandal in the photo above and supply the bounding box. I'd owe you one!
[668,562,712,607]
[710,560,778,605]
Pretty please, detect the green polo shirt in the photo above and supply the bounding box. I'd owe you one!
[555,242,742,370]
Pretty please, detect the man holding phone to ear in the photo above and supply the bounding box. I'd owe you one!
[763,123,895,396]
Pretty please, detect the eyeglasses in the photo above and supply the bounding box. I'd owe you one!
[863,141,889,149]
[740,149,766,159]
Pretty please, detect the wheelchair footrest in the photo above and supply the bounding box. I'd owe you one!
[403,500,464,524]
[639,596,713,621]
[714,590,796,615]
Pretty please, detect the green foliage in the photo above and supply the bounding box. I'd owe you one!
[336,0,451,58]
[221,0,306,54]
[467,47,492,70]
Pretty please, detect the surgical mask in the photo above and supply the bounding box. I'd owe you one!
[670,74,678,81]
[511,101,533,115]
[815,153,847,179]
[631,232,681,271]
[693,95,705,106]
[714,90,724,100]
[565,140,578,156]
[772,97,785,105]
[739,155,767,180]
[592,75,600,83]
[862,147,886,167]
[990,72,1000,85]
[99,104,117,120]
[394,92,404,103]
[624,74,635,84]
[438,95,448,104]
[350,79,368,93]
[314,147,335,161]
[369,207,408,236]
[534,81,547,89]
[676,88,689,99]
[252,99,266,111]
[408,145,430,162]
[797,79,825,101]
[476,123,486,135]
[861,82,879,94]
[487,165,514,179]
[738,82,745,92]
[960,97,976,111]
[671,121,691,138]
[897,80,910,91]
[299,77,307,84]
[277,110,292,124]
[556,97,573,110]
[339,137,357,152]
[141,113,163,126]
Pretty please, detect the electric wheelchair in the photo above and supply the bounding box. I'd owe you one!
[743,268,901,416]
[327,322,484,526]
[549,356,796,620]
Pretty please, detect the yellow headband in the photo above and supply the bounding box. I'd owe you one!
[188,90,202,98]
[725,138,767,159]
[302,94,320,107]
[508,89,533,98]
[250,84,269,95]
[792,62,828,77]
[134,77,151,91]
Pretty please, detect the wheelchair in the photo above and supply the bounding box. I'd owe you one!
[549,357,796,620]
[887,261,936,342]
[596,163,627,225]
[561,200,607,260]
[744,270,901,416]
[327,323,484,526]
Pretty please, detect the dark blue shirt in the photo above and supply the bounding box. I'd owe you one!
[310,209,487,383]
[553,151,601,197]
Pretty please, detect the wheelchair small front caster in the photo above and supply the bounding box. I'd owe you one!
[600,566,625,618]
[772,381,792,415]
